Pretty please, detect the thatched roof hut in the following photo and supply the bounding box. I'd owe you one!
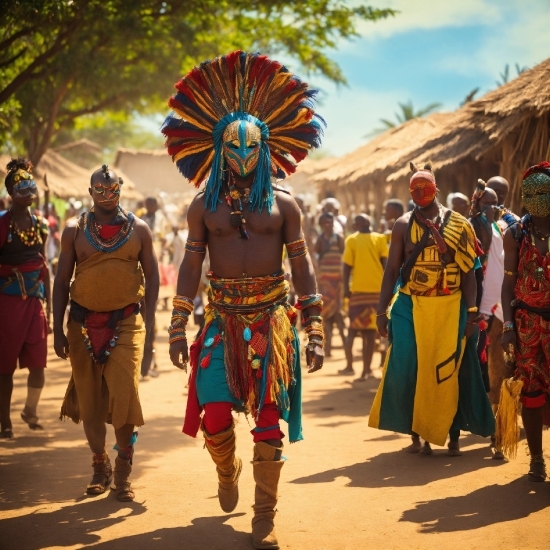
[312,112,452,217]
[1,150,142,201]
[114,148,193,198]
[282,157,338,197]
[314,58,550,216]
[387,58,550,212]
[53,138,103,169]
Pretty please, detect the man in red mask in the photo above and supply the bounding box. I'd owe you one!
[369,162,495,456]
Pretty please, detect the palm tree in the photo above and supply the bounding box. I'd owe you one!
[460,87,480,106]
[496,63,529,86]
[368,100,442,136]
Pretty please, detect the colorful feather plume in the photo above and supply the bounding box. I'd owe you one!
[161,50,325,212]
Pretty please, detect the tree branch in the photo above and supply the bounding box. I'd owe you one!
[0,25,37,53]
[0,47,27,69]
[0,20,79,105]
[58,94,123,125]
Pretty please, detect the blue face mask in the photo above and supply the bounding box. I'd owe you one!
[222,120,261,177]
[12,172,38,198]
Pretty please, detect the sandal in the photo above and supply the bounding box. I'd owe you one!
[112,456,135,501]
[21,411,43,431]
[87,454,113,495]
[418,442,433,456]
[527,455,547,482]
[0,428,14,439]
[447,441,463,457]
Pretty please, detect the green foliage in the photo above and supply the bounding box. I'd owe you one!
[368,100,442,137]
[496,63,529,87]
[0,0,396,164]
[460,87,480,107]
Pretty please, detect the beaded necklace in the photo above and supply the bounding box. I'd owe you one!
[82,207,135,252]
[224,175,251,239]
[7,211,43,247]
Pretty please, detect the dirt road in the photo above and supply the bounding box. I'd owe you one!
[1,310,548,549]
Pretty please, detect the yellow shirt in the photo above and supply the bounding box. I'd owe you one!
[343,231,388,294]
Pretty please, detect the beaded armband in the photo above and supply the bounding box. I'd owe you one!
[297,295,325,348]
[168,295,195,344]
[503,269,517,276]
[502,321,514,333]
[185,239,207,254]
[296,294,323,310]
[286,238,308,260]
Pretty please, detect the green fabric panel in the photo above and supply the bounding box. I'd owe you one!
[450,326,496,437]
[195,320,304,443]
[378,293,418,434]
[196,321,241,407]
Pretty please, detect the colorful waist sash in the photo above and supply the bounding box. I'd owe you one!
[183,271,303,442]
[0,267,45,299]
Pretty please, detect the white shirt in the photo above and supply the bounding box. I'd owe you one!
[480,223,504,322]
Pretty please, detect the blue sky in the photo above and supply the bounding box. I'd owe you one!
[143,0,549,156]
[303,0,550,155]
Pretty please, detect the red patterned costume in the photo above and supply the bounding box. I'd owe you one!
[512,220,550,408]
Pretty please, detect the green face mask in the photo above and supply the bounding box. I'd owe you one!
[522,172,550,217]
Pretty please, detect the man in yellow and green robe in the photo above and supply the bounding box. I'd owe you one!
[370,162,494,455]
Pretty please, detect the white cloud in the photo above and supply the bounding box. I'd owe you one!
[348,0,500,44]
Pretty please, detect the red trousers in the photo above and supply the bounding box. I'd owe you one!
[203,402,284,442]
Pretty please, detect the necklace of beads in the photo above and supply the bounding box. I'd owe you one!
[7,211,43,247]
[82,207,135,252]
[224,174,250,239]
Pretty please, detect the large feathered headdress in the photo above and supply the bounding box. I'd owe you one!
[161,50,325,212]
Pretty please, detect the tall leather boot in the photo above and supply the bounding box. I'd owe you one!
[251,441,284,550]
[203,420,242,513]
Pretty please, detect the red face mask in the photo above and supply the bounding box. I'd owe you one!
[409,179,437,208]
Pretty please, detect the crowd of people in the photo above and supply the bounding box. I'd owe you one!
[0,49,548,550]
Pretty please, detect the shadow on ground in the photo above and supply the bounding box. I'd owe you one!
[0,412,194,512]
[0,496,146,550]
[302,376,378,419]
[290,446,502,488]
[85,514,250,550]
[400,477,550,532]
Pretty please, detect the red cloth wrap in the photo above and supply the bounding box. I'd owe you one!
[182,338,204,437]
[98,223,122,240]
[85,303,137,361]
[520,393,547,408]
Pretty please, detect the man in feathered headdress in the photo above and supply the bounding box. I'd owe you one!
[368,162,494,457]
[162,51,325,549]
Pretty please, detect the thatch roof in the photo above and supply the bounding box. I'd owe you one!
[114,147,192,196]
[387,58,550,208]
[312,112,452,189]
[282,157,338,196]
[1,150,142,200]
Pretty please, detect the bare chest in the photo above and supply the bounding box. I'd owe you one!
[204,202,284,238]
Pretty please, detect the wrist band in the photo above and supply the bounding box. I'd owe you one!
[502,321,514,333]
[376,312,387,317]
[504,269,517,276]
[169,295,195,344]
[296,294,323,310]
[467,306,478,313]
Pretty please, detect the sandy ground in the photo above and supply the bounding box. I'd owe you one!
[0,309,549,550]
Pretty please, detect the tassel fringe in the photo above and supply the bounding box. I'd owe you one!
[495,378,524,459]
